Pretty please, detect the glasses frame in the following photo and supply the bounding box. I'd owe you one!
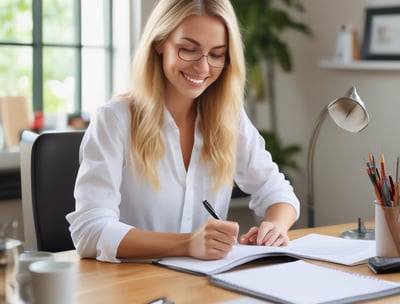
[177,48,227,68]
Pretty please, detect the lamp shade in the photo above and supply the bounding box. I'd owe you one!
[327,86,369,134]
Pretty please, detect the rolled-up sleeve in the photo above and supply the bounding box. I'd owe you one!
[66,102,133,262]
[234,110,300,219]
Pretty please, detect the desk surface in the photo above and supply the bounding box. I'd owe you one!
[57,222,400,304]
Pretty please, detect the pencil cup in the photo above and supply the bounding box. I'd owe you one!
[375,202,400,257]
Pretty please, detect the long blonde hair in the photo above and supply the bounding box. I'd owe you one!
[125,0,246,190]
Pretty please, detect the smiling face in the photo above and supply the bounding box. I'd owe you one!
[157,14,228,105]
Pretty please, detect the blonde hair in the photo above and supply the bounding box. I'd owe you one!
[124,0,246,190]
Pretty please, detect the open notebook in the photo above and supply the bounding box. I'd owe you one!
[209,260,400,304]
[153,233,375,275]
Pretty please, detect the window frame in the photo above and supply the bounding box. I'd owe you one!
[0,0,113,114]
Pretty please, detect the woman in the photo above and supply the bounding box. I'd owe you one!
[66,0,300,263]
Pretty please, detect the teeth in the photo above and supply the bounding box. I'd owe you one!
[183,73,204,84]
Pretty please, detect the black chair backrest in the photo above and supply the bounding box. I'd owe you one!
[21,130,84,252]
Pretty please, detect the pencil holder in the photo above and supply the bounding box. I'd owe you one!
[375,201,400,257]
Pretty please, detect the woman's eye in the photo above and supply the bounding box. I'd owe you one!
[210,53,225,58]
[180,48,198,53]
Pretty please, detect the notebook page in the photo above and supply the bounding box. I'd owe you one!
[286,233,375,265]
[210,260,400,304]
[154,234,375,275]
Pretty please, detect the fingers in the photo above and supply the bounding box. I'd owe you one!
[189,219,239,260]
[239,222,290,246]
[201,237,235,259]
[257,221,289,246]
[207,219,239,242]
[190,219,290,260]
[205,220,238,259]
[239,226,259,245]
[259,229,289,246]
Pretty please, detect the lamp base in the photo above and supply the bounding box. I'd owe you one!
[341,229,375,240]
[340,217,375,240]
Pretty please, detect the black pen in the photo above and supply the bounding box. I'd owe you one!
[202,200,221,220]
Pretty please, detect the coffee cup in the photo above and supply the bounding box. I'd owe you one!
[17,251,56,301]
[27,260,77,304]
[18,251,56,274]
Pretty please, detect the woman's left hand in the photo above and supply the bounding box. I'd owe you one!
[239,221,289,246]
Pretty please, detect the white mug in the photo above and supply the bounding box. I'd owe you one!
[26,260,77,304]
[17,251,56,302]
[18,251,56,274]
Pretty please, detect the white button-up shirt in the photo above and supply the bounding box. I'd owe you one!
[66,100,300,262]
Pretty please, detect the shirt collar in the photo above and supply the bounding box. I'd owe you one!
[162,104,201,128]
[162,106,176,128]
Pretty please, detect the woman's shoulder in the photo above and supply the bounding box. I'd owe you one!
[237,108,254,130]
[97,99,131,121]
[237,108,261,141]
[90,99,132,137]
[102,98,130,112]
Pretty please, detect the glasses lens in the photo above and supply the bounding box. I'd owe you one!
[178,48,201,61]
[178,49,225,68]
[208,56,225,68]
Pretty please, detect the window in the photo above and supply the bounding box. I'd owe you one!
[0,0,113,119]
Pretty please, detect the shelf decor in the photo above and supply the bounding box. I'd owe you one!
[362,6,400,60]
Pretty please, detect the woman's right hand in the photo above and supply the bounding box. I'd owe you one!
[188,219,239,260]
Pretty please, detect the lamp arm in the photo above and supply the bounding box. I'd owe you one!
[307,105,329,227]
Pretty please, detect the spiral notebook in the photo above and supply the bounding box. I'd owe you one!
[209,260,400,304]
[153,234,375,275]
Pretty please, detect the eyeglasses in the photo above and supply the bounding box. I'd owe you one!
[178,48,227,68]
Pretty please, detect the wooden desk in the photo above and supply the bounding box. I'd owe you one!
[57,222,400,304]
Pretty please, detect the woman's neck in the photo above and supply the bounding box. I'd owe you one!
[165,99,197,126]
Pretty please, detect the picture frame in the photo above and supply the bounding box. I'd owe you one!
[361,6,400,60]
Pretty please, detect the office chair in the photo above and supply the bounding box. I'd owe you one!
[20,130,85,252]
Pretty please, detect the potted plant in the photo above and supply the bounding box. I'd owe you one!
[231,0,312,180]
[230,1,312,197]
[231,0,312,132]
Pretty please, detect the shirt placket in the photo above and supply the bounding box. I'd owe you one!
[179,125,202,232]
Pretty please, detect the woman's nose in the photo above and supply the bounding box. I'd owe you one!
[193,55,210,72]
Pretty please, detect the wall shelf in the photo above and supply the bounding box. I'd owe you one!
[319,59,400,71]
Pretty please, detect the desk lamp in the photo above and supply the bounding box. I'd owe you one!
[307,86,369,230]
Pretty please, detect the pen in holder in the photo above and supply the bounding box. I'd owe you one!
[375,201,400,257]
[364,153,400,247]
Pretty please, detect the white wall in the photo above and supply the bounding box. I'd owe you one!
[272,0,400,227]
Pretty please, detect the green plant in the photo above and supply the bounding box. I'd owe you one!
[231,0,312,132]
[228,0,310,186]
